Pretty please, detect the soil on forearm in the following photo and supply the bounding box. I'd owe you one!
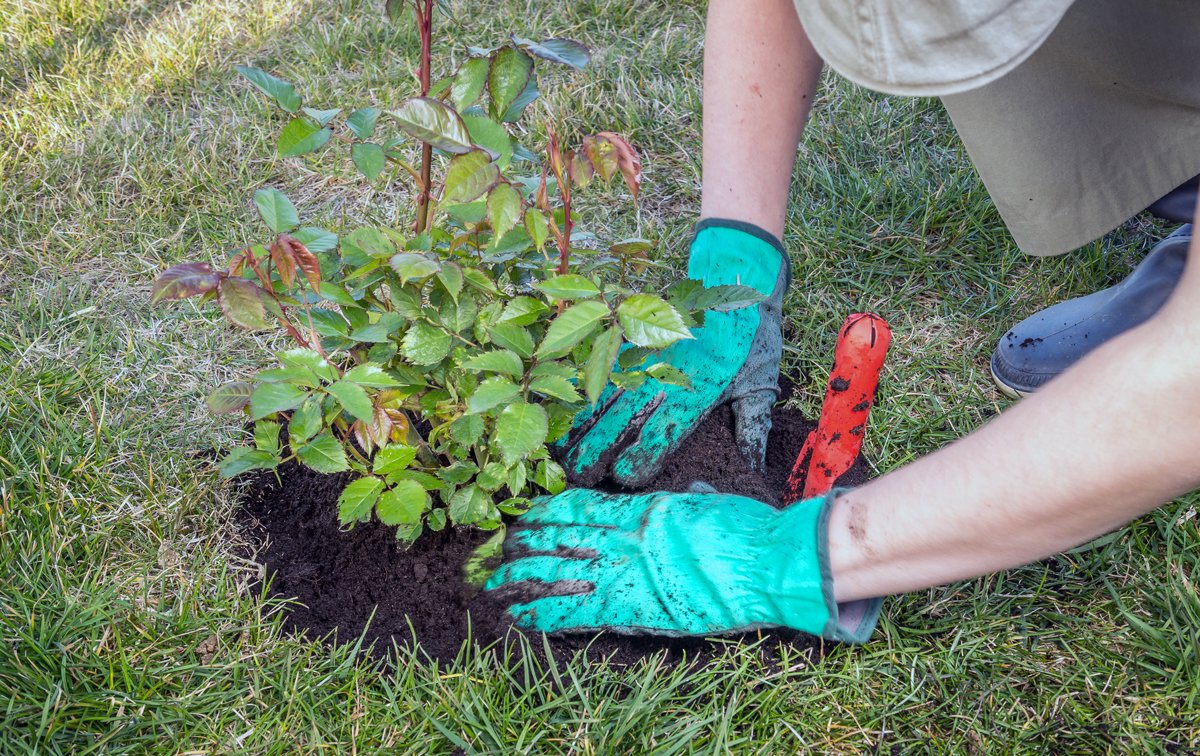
[235,385,869,669]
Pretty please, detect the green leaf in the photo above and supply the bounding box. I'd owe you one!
[646,362,692,388]
[497,295,548,326]
[400,321,452,366]
[436,263,464,301]
[529,361,576,380]
[346,107,381,140]
[584,324,622,404]
[462,267,501,295]
[529,374,580,403]
[460,349,524,377]
[501,71,538,123]
[249,382,307,420]
[218,447,279,478]
[373,444,418,475]
[616,294,693,349]
[488,46,534,121]
[389,252,441,283]
[442,150,500,204]
[278,116,331,157]
[692,283,767,312]
[534,274,600,301]
[513,37,591,69]
[342,227,394,266]
[462,114,513,169]
[534,459,567,494]
[467,376,520,413]
[486,322,533,359]
[536,300,609,358]
[376,481,429,526]
[463,529,505,588]
[506,462,528,497]
[351,142,386,181]
[218,278,270,330]
[610,238,653,257]
[327,379,373,422]
[343,363,405,388]
[254,419,281,454]
[288,396,323,443]
[438,460,478,486]
[427,508,448,531]
[292,226,338,254]
[495,401,548,465]
[235,65,301,112]
[388,97,473,153]
[253,187,299,233]
[448,484,491,526]
[486,183,522,243]
[206,381,253,414]
[296,433,350,473]
[449,414,485,446]
[278,348,339,383]
[524,209,549,251]
[611,370,646,391]
[451,57,489,110]
[151,263,218,304]
[475,461,508,492]
[348,311,404,343]
[338,476,384,525]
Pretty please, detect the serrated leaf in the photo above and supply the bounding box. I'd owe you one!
[376,481,429,526]
[488,46,533,121]
[513,37,591,69]
[692,283,767,312]
[278,348,339,383]
[342,227,394,266]
[218,278,271,330]
[610,238,653,256]
[486,183,522,243]
[485,322,533,358]
[534,274,600,301]
[206,381,253,414]
[351,142,386,181]
[616,294,692,349]
[463,114,513,169]
[463,528,505,588]
[288,396,323,443]
[529,374,580,403]
[388,97,472,153]
[278,116,331,157]
[439,460,478,486]
[582,131,642,200]
[617,345,654,371]
[449,414,485,446]
[460,349,524,377]
[524,209,549,251]
[249,382,307,420]
[436,262,464,301]
[236,65,300,112]
[427,508,448,531]
[451,57,489,110]
[501,71,538,123]
[463,267,501,295]
[646,362,692,388]
[497,295,548,326]
[373,444,418,474]
[442,149,500,204]
[338,476,384,525]
[534,459,567,494]
[529,361,576,380]
[303,107,341,126]
[254,419,281,454]
[349,311,404,343]
[467,376,520,413]
[253,187,299,233]
[327,379,374,422]
[506,462,527,497]
[611,370,646,391]
[296,433,350,473]
[495,401,547,465]
[400,321,452,365]
[346,107,381,140]
[343,363,405,388]
[218,447,279,478]
[389,252,441,283]
[151,263,219,304]
[449,484,491,525]
[476,461,507,492]
[536,300,609,358]
[584,324,622,404]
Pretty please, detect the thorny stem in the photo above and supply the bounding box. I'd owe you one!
[414,0,434,234]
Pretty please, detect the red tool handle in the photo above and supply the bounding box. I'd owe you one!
[784,313,891,504]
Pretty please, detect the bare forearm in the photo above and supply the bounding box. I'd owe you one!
[699,0,823,238]
[830,238,1200,602]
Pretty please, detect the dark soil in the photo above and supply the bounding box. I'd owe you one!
[236,387,868,669]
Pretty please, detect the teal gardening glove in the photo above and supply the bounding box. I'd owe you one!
[558,219,788,486]
[484,488,882,642]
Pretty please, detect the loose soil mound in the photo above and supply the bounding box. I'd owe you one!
[236,389,868,668]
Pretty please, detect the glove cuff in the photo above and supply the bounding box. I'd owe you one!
[768,489,883,644]
[688,218,792,294]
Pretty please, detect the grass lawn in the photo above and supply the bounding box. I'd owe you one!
[3,0,1198,751]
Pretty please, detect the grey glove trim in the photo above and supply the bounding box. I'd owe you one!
[817,489,883,644]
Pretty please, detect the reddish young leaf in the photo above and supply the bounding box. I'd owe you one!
[269,237,297,289]
[582,132,642,200]
[282,234,322,292]
[151,263,219,305]
[568,149,593,189]
[218,277,271,330]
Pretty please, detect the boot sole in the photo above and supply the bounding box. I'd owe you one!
[990,360,1031,400]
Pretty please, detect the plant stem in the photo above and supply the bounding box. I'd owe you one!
[414,0,434,234]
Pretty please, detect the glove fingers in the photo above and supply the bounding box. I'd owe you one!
[507,590,682,635]
[486,555,597,590]
[731,390,775,473]
[516,488,652,530]
[559,390,664,485]
[609,391,713,487]
[552,381,620,456]
[503,523,609,557]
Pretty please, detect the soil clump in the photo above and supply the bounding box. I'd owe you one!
[236,387,869,669]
